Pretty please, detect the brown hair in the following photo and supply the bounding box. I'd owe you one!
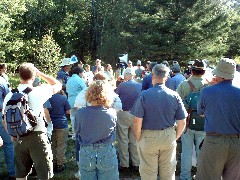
[93,72,107,81]
[86,80,114,107]
[19,63,36,81]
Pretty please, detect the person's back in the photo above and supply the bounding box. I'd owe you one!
[196,58,240,180]
[3,62,61,179]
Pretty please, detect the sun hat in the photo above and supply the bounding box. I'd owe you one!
[59,58,75,67]
[212,58,236,79]
[192,60,206,70]
[123,68,135,76]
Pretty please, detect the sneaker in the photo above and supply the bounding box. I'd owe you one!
[56,165,65,173]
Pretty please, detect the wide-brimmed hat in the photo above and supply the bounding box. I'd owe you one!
[212,58,236,79]
[59,58,75,67]
[192,60,206,70]
[124,68,135,76]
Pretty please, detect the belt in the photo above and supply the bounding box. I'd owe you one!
[206,133,240,138]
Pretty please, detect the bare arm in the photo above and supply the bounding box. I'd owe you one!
[176,119,186,140]
[36,69,62,94]
[133,117,143,142]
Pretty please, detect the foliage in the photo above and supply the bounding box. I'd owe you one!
[0,0,240,68]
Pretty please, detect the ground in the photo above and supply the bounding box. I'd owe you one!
[0,139,191,179]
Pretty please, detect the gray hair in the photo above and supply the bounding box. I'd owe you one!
[152,64,170,78]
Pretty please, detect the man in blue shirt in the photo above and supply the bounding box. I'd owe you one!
[196,58,240,180]
[166,64,186,91]
[116,68,141,171]
[132,64,187,180]
[66,66,86,140]
[141,62,157,91]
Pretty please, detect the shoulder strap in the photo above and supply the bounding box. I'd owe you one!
[23,87,33,94]
[11,88,19,93]
[187,80,197,92]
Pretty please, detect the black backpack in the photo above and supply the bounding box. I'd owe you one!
[4,87,38,137]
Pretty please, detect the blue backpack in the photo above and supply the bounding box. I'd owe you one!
[183,81,207,131]
[4,87,38,137]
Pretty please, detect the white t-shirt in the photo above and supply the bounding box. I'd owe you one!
[3,84,54,132]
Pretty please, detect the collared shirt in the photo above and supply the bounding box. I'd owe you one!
[132,84,187,130]
[176,76,208,99]
[142,74,153,91]
[56,68,69,86]
[198,80,240,134]
[48,93,71,129]
[66,74,86,108]
[74,106,117,145]
[166,73,186,91]
[116,80,141,111]
[0,76,9,110]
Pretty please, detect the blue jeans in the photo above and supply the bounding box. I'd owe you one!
[0,112,15,176]
[79,143,119,180]
[180,129,205,180]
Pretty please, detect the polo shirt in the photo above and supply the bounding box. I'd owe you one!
[74,106,117,145]
[116,80,141,111]
[166,73,186,91]
[141,74,152,91]
[132,83,187,130]
[48,93,71,129]
[66,74,86,108]
[198,80,240,134]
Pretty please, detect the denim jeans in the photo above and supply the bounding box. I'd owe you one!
[180,129,205,180]
[0,112,15,176]
[79,143,119,180]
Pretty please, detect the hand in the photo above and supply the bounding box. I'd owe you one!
[47,122,53,139]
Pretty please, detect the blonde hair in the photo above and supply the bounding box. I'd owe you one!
[86,80,114,107]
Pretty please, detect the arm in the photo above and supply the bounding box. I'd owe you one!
[176,119,186,140]
[133,117,143,142]
[36,69,62,94]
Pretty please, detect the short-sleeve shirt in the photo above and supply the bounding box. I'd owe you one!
[66,74,86,108]
[48,93,71,129]
[3,84,54,132]
[116,80,141,111]
[166,73,186,91]
[198,80,240,134]
[141,74,153,91]
[74,106,117,145]
[132,83,187,130]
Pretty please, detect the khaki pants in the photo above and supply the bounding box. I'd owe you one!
[52,128,69,165]
[138,127,177,180]
[116,111,139,167]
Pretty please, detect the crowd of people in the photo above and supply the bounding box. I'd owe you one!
[0,56,240,180]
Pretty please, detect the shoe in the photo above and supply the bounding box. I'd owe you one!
[8,176,16,180]
[118,165,129,172]
[132,166,139,172]
[56,165,65,173]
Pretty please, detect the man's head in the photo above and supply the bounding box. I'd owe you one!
[72,66,84,77]
[124,68,135,80]
[95,59,101,66]
[171,64,181,73]
[191,59,206,76]
[212,58,236,82]
[19,63,36,82]
[152,64,170,85]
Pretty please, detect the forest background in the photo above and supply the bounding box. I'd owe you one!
[1,0,240,75]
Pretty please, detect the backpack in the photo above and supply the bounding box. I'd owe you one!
[4,87,38,137]
[183,81,207,131]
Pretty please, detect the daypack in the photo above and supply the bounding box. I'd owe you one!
[4,87,38,137]
[183,81,207,131]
